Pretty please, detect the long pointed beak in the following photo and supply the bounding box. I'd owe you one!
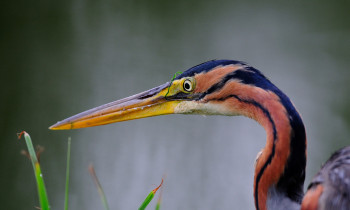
[49,82,181,130]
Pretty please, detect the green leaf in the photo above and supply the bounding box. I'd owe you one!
[18,131,50,210]
[138,179,163,210]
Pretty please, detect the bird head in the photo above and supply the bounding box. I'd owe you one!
[49,60,274,130]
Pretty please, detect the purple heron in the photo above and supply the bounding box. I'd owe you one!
[50,60,350,210]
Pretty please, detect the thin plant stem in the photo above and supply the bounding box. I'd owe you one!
[89,164,110,210]
[64,137,71,210]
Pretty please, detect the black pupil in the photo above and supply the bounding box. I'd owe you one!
[184,82,191,90]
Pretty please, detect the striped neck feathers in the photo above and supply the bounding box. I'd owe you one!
[232,68,307,210]
[194,65,307,210]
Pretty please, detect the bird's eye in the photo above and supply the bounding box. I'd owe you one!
[183,79,194,92]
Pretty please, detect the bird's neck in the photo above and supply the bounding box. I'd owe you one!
[251,89,306,210]
[230,87,307,210]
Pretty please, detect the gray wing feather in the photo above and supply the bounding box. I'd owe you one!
[306,146,350,210]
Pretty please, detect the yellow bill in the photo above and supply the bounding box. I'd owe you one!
[49,77,198,130]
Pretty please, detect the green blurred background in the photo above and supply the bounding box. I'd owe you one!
[1,0,349,209]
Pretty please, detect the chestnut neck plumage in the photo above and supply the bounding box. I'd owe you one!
[179,60,307,210]
[251,92,306,210]
[226,68,307,210]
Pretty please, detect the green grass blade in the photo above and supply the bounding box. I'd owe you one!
[64,137,71,210]
[155,186,163,210]
[18,131,50,210]
[139,192,155,210]
[155,201,160,210]
[139,179,163,210]
[89,164,110,210]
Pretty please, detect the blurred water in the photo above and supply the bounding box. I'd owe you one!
[1,1,350,209]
